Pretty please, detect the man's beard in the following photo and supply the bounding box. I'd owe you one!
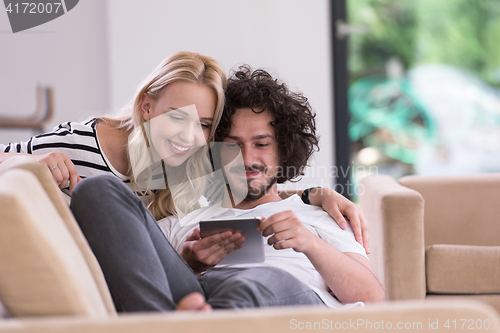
[243,176,278,202]
[226,164,278,203]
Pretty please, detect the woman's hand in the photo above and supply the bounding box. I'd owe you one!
[308,187,370,254]
[33,152,82,192]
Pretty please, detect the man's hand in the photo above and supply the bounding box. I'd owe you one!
[33,152,82,192]
[259,210,384,303]
[257,210,319,255]
[181,228,245,274]
[308,188,370,254]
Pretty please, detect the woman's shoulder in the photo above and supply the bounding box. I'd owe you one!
[30,119,99,148]
[49,118,98,134]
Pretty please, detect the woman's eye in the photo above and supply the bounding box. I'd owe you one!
[197,122,210,129]
[169,115,183,121]
[256,143,269,147]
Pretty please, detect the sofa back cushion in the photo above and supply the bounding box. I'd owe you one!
[0,168,109,317]
[400,173,500,248]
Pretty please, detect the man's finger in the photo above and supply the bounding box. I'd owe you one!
[257,210,293,232]
[267,228,296,246]
[202,234,245,265]
[192,228,202,240]
[260,219,292,237]
[199,231,234,248]
[208,233,243,252]
[186,228,202,241]
[221,235,245,253]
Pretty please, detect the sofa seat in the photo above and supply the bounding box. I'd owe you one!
[426,244,500,294]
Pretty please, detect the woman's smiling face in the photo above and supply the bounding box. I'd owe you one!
[140,81,216,167]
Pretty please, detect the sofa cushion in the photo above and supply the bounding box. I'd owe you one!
[0,156,116,315]
[0,168,108,317]
[426,244,500,294]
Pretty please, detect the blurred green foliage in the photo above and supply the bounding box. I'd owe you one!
[348,0,500,87]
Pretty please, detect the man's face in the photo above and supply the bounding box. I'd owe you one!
[220,108,279,202]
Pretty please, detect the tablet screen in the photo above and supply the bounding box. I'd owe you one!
[200,217,265,265]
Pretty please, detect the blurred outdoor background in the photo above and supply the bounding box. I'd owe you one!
[347,0,500,199]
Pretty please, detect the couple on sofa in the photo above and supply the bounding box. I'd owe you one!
[0,51,383,311]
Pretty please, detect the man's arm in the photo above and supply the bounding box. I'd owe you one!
[303,238,384,303]
[279,187,370,254]
[258,210,384,304]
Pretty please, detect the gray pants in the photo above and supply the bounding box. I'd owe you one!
[70,175,323,312]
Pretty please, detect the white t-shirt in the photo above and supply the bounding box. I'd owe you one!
[157,195,367,308]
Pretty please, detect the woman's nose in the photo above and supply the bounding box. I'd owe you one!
[179,123,204,144]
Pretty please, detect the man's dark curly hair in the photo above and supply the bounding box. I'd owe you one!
[215,65,319,183]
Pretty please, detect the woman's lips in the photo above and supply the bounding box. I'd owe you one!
[168,140,192,155]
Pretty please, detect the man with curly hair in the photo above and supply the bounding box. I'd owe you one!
[159,66,384,308]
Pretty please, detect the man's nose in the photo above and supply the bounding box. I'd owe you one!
[240,145,258,166]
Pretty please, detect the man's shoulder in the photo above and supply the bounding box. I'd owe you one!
[280,195,329,215]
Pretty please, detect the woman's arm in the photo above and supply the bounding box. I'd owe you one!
[279,187,370,254]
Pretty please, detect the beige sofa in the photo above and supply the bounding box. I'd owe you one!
[0,156,499,332]
[359,173,500,313]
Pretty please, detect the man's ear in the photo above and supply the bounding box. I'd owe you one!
[139,93,153,121]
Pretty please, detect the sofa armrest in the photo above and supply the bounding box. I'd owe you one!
[0,300,499,333]
[359,175,426,300]
[0,156,116,316]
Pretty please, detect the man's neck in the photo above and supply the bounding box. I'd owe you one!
[222,185,282,210]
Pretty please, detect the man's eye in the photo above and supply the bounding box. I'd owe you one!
[256,143,269,147]
[225,143,239,149]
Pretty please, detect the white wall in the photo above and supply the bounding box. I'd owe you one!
[1,0,334,189]
[107,0,335,189]
[0,0,109,144]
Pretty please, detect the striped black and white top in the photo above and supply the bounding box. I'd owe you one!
[0,119,130,183]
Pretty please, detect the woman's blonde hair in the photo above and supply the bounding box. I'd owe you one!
[100,51,226,220]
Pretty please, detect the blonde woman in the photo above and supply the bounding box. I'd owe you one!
[1,52,224,219]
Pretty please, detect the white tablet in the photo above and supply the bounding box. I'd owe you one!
[199,217,265,265]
